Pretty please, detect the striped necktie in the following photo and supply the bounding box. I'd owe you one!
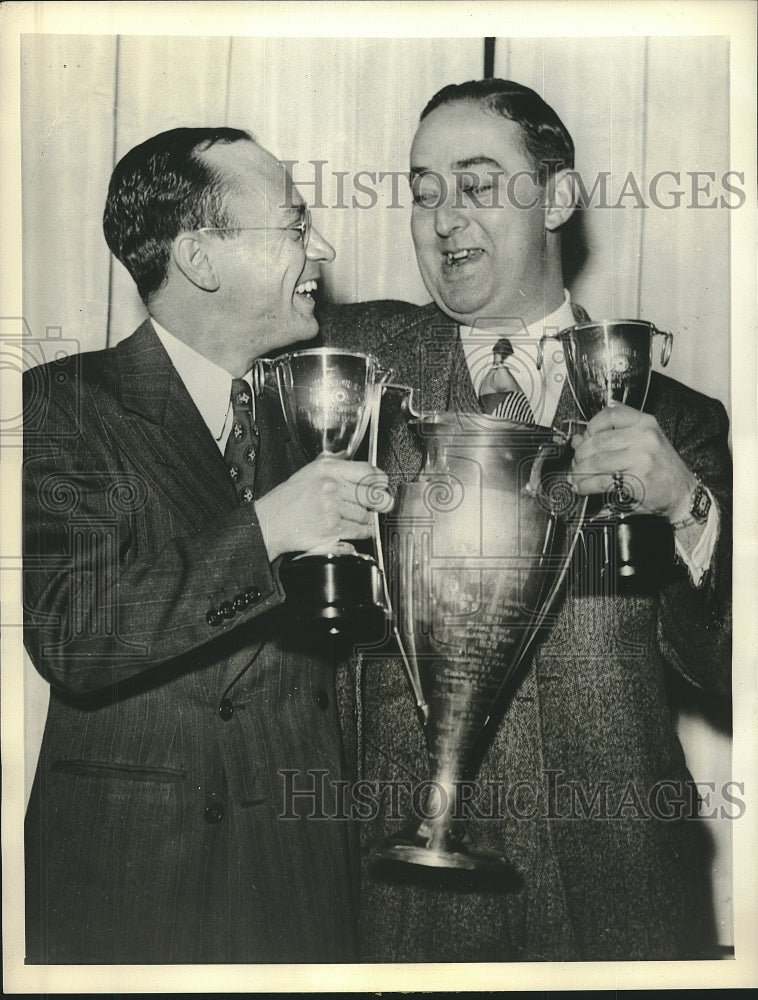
[478,337,535,423]
[224,378,258,505]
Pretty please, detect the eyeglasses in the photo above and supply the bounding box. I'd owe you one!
[196,206,311,249]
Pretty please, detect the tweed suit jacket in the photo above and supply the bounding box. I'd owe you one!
[23,320,357,964]
[318,299,732,963]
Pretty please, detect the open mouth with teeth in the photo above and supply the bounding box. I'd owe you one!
[444,248,485,267]
[294,278,319,303]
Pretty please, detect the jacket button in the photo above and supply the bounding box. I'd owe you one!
[219,600,235,619]
[246,586,262,605]
[233,593,248,613]
[218,698,234,721]
[315,689,329,711]
[206,608,222,626]
[204,803,224,824]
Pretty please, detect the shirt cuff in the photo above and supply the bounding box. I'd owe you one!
[674,488,719,587]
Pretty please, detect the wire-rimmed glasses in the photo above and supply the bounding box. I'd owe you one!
[196,206,311,249]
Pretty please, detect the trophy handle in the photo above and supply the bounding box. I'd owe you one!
[368,376,429,722]
[251,357,275,422]
[655,329,673,367]
[555,417,587,440]
[252,357,273,396]
[536,332,551,370]
[377,381,421,421]
[367,370,391,618]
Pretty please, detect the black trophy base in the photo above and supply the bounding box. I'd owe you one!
[279,552,388,635]
[614,512,679,591]
[574,512,682,595]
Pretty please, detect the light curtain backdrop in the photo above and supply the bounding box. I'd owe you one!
[20,33,733,944]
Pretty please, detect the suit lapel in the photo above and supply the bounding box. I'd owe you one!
[550,302,592,433]
[447,333,480,413]
[370,305,461,481]
[114,322,303,525]
[114,321,237,526]
[553,380,582,432]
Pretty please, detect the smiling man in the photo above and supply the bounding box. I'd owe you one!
[409,100,568,330]
[321,80,732,962]
[23,127,386,963]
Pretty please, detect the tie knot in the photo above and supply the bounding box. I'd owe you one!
[492,336,514,364]
[479,364,521,397]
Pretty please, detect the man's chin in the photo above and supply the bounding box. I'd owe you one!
[262,317,319,359]
[431,289,490,327]
[301,316,320,342]
[289,301,320,335]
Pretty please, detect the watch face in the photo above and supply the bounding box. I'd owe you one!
[692,483,711,522]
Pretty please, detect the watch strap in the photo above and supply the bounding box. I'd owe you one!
[671,475,711,530]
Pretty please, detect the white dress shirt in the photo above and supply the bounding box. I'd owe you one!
[459,293,718,586]
[152,318,253,454]
[460,290,576,428]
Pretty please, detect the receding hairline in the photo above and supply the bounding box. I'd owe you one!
[193,138,304,222]
[411,102,537,165]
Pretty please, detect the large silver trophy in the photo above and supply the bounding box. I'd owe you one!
[266,348,391,633]
[538,319,675,588]
[373,408,586,872]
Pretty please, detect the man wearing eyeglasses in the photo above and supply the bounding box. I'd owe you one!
[23,127,384,963]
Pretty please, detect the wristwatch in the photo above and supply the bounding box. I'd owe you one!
[671,474,711,530]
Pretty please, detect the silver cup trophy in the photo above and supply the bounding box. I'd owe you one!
[265,347,391,633]
[538,319,675,589]
[372,407,586,872]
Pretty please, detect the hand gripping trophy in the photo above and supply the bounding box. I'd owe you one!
[257,348,392,633]
[538,319,675,590]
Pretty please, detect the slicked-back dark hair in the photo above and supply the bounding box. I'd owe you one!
[421,79,574,183]
[103,126,255,304]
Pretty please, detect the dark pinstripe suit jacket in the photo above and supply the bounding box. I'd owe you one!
[319,299,732,963]
[23,320,357,964]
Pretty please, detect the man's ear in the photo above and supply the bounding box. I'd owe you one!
[544,169,576,232]
[172,233,221,291]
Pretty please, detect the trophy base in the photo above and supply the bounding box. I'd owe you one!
[371,820,514,874]
[576,512,681,594]
[614,513,679,590]
[373,840,511,873]
[279,552,388,635]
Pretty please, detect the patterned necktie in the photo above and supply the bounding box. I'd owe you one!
[224,378,258,506]
[478,337,535,423]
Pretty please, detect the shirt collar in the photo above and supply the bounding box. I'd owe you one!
[460,290,576,393]
[150,318,237,443]
[517,290,577,377]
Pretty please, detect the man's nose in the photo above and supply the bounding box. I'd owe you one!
[434,199,466,239]
[307,225,336,263]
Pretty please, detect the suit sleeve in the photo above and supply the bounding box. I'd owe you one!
[23,375,287,694]
[655,383,732,696]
